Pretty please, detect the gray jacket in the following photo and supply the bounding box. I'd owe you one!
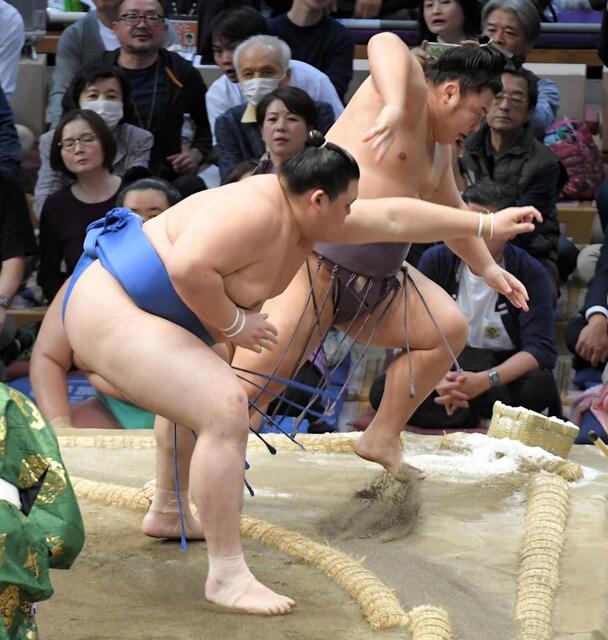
[47,10,178,127]
[33,122,153,217]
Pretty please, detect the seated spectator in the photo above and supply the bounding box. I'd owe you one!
[565,235,608,389]
[38,110,122,303]
[31,178,182,430]
[370,180,561,428]
[0,84,21,181]
[418,0,481,44]
[267,0,354,101]
[0,0,24,102]
[206,25,344,142]
[0,171,36,381]
[34,62,153,218]
[102,0,212,189]
[117,175,181,219]
[333,0,417,19]
[201,6,269,141]
[215,84,334,181]
[481,0,560,138]
[47,0,177,128]
[459,66,565,299]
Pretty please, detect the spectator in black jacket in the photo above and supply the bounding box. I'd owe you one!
[459,66,567,299]
[370,180,561,428]
[102,0,212,191]
[267,0,354,101]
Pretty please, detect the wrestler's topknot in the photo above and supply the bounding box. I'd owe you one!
[425,45,505,96]
[280,131,359,200]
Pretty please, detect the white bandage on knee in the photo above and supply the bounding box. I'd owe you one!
[207,553,255,606]
[149,488,189,514]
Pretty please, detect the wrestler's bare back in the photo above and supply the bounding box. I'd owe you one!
[327,67,451,201]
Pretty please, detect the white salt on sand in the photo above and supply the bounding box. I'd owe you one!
[404,433,567,483]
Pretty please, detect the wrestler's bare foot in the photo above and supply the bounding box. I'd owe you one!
[142,478,156,501]
[205,554,295,615]
[142,509,205,540]
[354,430,425,481]
[141,488,205,540]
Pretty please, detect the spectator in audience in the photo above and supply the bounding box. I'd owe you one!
[0,0,24,102]
[565,234,608,388]
[118,175,181,219]
[0,85,21,180]
[215,85,334,181]
[102,0,212,190]
[459,66,564,299]
[481,0,560,137]
[418,0,481,44]
[195,0,261,57]
[333,0,417,19]
[202,6,269,139]
[31,178,181,430]
[35,62,153,218]
[38,110,122,303]
[370,180,561,428]
[206,27,344,141]
[47,0,178,127]
[0,170,36,381]
[267,0,354,101]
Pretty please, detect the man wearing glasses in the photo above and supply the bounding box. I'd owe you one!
[102,0,212,188]
[47,0,178,128]
[459,66,564,300]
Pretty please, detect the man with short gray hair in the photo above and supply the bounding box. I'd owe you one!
[482,0,560,137]
[205,33,343,140]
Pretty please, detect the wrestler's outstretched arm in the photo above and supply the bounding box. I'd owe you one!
[362,32,421,162]
[328,196,540,310]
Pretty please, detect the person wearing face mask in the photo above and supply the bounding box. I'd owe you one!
[206,31,343,143]
[215,85,335,181]
[34,63,153,218]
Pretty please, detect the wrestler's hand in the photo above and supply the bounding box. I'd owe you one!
[481,263,530,311]
[362,104,403,163]
[231,312,279,353]
[354,0,382,18]
[492,206,543,240]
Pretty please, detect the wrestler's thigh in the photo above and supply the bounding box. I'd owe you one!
[346,265,467,350]
[65,273,243,433]
[232,256,334,397]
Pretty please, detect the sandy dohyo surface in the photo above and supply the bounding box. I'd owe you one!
[37,431,608,640]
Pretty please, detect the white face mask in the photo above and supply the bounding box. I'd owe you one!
[240,77,281,106]
[80,99,124,130]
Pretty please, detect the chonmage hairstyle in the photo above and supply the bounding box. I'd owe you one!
[280,131,359,200]
[425,44,505,95]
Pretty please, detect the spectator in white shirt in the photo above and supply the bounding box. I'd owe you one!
[206,33,343,144]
